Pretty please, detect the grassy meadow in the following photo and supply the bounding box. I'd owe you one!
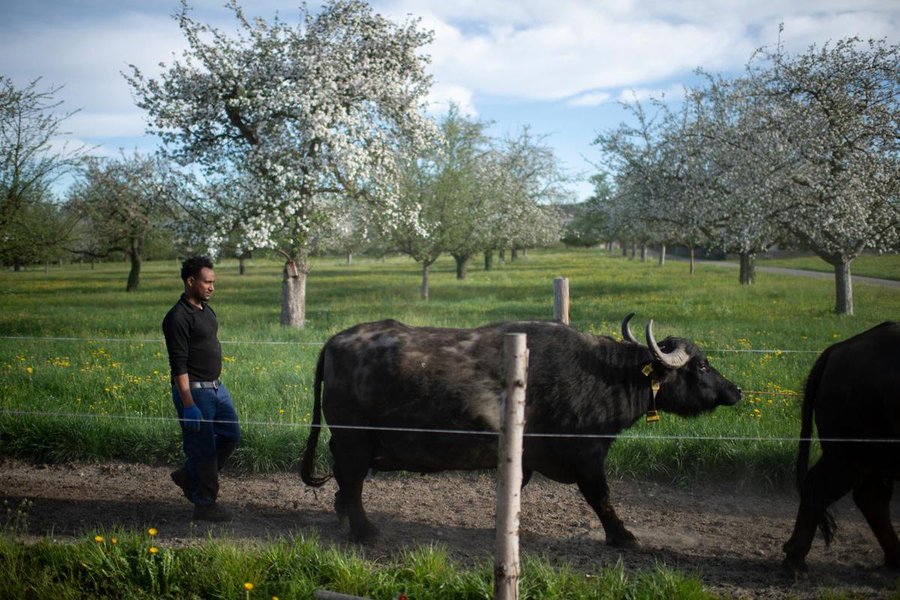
[2,247,899,599]
[2,247,899,482]
[0,526,713,599]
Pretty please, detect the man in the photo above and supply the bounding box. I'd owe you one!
[162,256,240,522]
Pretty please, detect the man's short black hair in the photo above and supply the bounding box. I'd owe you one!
[181,256,214,282]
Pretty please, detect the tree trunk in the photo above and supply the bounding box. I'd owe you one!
[13,258,22,272]
[511,247,519,261]
[689,246,695,275]
[621,241,627,257]
[658,243,666,266]
[833,260,854,316]
[453,254,469,280]
[238,251,250,275]
[346,253,353,266]
[484,250,494,271]
[739,252,755,286]
[126,253,141,291]
[280,258,308,328]
[630,240,636,259]
[421,261,431,301]
[499,249,506,262]
[640,243,647,262]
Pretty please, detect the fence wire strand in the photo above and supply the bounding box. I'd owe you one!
[2,408,897,445]
[7,332,885,445]
[0,335,821,354]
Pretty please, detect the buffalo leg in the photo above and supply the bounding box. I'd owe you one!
[576,473,637,548]
[853,476,900,568]
[329,434,379,542]
[783,455,856,572]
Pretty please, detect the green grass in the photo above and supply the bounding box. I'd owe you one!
[1,248,899,483]
[0,528,714,599]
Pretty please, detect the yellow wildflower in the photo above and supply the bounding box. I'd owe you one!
[244,582,254,591]
[149,546,158,554]
[94,535,104,543]
[148,527,158,537]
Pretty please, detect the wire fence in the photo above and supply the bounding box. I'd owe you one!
[8,332,886,446]
[0,334,822,353]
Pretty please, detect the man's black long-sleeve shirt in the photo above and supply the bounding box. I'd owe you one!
[162,293,222,382]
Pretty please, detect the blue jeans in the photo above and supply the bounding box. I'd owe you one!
[172,382,240,504]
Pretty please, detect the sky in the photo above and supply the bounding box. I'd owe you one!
[2,0,898,201]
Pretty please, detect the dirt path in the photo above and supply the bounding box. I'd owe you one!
[2,459,898,598]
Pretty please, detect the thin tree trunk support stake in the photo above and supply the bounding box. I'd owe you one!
[553,277,569,324]
[494,333,528,600]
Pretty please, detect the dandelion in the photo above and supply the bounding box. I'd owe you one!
[148,527,158,537]
[149,546,158,554]
[244,582,254,591]
[110,538,118,545]
[26,366,33,375]
[94,535,104,543]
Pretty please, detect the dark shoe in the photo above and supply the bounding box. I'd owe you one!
[192,503,232,522]
[170,468,191,501]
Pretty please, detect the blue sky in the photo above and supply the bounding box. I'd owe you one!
[2,0,898,201]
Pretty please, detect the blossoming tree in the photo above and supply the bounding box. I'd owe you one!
[126,0,436,326]
[748,36,900,314]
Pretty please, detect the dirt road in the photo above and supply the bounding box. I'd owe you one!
[2,459,898,598]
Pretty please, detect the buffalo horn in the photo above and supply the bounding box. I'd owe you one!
[645,320,691,369]
[621,312,640,344]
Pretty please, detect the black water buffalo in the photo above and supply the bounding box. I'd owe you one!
[300,315,742,544]
[783,321,900,572]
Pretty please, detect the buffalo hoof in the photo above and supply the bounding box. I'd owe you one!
[782,555,808,576]
[350,523,380,545]
[607,530,639,549]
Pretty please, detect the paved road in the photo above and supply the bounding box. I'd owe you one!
[697,260,900,289]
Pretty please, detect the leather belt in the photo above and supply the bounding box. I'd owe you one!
[189,380,220,390]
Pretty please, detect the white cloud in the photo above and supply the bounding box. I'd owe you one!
[567,91,613,107]
[382,0,898,102]
[0,10,187,137]
[66,111,149,140]
[616,85,687,104]
[425,83,478,117]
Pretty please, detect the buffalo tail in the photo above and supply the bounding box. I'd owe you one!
[299,347,331,487]
[798,345,837,544]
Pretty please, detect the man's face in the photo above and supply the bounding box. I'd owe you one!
[187,267,216,303]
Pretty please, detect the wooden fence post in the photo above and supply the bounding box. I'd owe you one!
[553,277,569,324]
[494,333,528,600]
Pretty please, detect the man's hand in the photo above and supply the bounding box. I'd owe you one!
[182,404,202,432]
